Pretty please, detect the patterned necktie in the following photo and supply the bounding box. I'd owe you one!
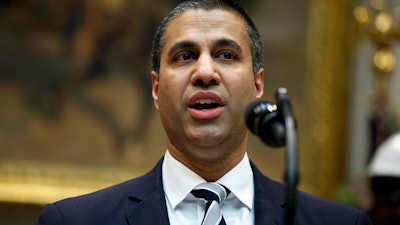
[191,182,230,225]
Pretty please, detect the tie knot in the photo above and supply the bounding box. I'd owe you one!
[191,182,229,204]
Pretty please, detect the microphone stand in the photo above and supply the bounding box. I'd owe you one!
[276,88,299,225]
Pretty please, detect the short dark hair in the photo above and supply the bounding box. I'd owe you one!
[151,0,264,74]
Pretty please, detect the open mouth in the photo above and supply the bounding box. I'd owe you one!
[190,99,222,110]
[188,92,224,119]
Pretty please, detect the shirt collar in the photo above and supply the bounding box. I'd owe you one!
[162,150,254,210]
[216,153,254,210]
[162,150,205,209]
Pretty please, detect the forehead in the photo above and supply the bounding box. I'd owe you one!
[163,9,248,48]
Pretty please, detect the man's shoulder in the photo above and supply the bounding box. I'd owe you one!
[251,162,371,224]
[37,159,165,225]
[51,158,164,210]
[297,190,359,212]
[296,191,371,224]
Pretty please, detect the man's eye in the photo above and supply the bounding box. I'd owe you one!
[217,50,237,60]
[175,52,196,61]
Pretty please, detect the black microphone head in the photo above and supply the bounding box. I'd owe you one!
[244,100,286,147]
[245,100,272,133]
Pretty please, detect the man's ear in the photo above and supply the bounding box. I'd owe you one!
[254,68,264,99]
[150,71,160,110]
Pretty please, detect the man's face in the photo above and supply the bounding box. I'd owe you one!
[151,9,264,162]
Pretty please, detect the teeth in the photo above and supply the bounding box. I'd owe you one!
[195,99,216,104]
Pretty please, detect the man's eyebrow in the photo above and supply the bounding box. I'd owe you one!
[168,41,196,55]
[213,38,242,52]
[166,39,242,56]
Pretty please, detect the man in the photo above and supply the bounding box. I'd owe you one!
[37,0,372,224]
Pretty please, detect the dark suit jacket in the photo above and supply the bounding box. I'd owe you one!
[37,158,372,225]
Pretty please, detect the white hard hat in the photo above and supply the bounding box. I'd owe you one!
[368,132,400,178]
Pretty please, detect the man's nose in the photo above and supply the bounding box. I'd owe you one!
[191,54,221,86]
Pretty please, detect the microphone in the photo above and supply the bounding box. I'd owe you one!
[245,87,298,225]
[244,100,286,147]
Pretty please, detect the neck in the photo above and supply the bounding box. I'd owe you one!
[167,139,247,181]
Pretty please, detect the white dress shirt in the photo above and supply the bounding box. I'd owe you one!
[162,150,255,225]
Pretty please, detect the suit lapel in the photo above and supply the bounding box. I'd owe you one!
[125,158,170,225]
[254,192,284,225]
[251,161,286,225]
[125,191,170,225]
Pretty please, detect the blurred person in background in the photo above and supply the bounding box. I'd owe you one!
[367,132,400,225]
